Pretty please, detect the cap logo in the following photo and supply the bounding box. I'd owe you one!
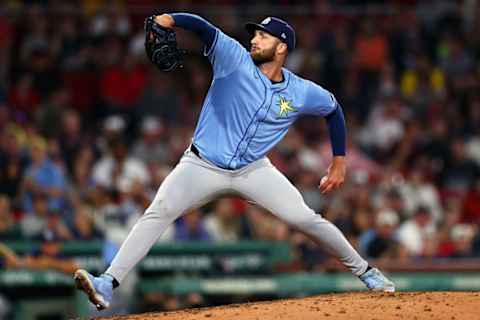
[261,17,271,25]
[281,33,286,39]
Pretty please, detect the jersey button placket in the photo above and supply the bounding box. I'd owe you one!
[257,109,267,120]
[239,140,248,154]
[247,125,256,136]
[242,120,260,160]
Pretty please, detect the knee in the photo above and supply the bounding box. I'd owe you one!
[292,211,326,230]
[144,198,181,221]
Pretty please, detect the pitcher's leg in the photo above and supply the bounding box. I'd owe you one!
[234,162,368,275]
[106,156,229,283]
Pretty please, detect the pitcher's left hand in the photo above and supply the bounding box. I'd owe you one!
[319,156,346,194]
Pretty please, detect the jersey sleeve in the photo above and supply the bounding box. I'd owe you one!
[302,81,338,117]
[204,29,249,79]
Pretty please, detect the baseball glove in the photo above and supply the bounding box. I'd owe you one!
[144,15,185,72]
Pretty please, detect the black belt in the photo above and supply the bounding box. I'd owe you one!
[190,144,201,158]
[190,144,233,170]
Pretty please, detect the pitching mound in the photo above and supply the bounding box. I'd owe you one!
[99,291,478,320]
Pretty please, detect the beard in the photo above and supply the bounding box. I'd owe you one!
[250,46,276,65]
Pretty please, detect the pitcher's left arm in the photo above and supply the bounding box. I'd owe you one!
[302,81,347,194]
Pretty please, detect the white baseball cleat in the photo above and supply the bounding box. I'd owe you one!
[359,267,395,292]
[74,269,114,311]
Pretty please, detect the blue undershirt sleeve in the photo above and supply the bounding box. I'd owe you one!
[170,13,217,53]
[325,104,347,156]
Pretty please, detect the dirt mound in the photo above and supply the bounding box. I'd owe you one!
[98,291,479,320]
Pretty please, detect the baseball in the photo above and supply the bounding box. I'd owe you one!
[320,176,328,185]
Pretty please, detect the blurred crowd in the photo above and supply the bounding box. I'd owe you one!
[1,0,480,279]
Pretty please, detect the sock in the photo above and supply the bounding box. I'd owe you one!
[359,265,372,277]
[103,273,120,289]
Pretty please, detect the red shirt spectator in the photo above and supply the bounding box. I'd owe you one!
[0,15,13,49]
[8,74,41,115]
[461,180,480,224]
[100,55,147,108]
[354,21,388,72]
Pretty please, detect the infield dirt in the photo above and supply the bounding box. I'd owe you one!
[97,291,478,320]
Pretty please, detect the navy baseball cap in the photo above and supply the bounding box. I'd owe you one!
[245,17,296,52]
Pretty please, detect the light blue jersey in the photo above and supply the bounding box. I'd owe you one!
[193,29,337,170]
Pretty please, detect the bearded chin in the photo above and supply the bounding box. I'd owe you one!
[251,49,275,66]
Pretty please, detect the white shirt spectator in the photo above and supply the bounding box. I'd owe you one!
[466,136,480,166]
[359,96,408,151]
[398,175,443,223]
[204,214,239,242]
[396,217,436,256]
[92,156,150,192]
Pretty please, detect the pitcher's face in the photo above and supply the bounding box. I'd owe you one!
[250,30,282,65]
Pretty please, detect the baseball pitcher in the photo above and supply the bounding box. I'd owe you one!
[75,13,395,311]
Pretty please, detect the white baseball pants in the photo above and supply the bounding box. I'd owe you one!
[106,149,368,282]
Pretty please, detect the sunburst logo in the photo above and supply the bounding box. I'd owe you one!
[277,96,297,117]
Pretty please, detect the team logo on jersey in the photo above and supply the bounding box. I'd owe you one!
[277,96,297,117]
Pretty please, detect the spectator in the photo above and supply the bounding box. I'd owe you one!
[20,192,49,239]
[365,209,406,260]
[442,138,480,197]
[136,71,180,123]
[69,144,96,198]
[28,43,60,100]
[396,206,436,257]
[92,138,149,193]
[205,198,241,242]
[421,117,451,182]
[57,109,84,175]
[0,10,13,91]
[91,186,137,248]
[56,14,84,69]
[353,18,389,119]
[100,52,146,113]
[284,25,321,81]
[97,114,127,154]
[398,165,443,222]
[35,87,72,139]
[359,92,407,161]
[0,195,21,240]
[436,200,462,258]
[71,203,103,240]
[131,116,169,165]
[40,209,73,241]
[0,105,8,131]
[461,178,480,224]
[21,136,67,212]
[174,209,212,242]
[440,36,473,79]
[7,74,40,118]
[0,125,29,199]
[465,97,480,161]
[0,233,78,274]
[448,224,477,258]
[241,205,290,242]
